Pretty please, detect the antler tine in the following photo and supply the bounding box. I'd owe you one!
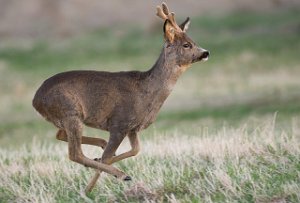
[157,3,181,30]
[161,2,169,15]
[156,5,168,20]
[167,12,176,26]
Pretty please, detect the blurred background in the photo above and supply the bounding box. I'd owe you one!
[0,0,300,148]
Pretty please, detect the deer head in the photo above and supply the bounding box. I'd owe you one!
[157,2,209,68]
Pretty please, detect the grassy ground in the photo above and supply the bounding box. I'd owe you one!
[1,119,299,202]
[0,9,300,202]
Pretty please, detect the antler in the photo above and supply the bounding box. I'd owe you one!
[162,3,170,17]
[156,2,180,30]
[156,3,168,20]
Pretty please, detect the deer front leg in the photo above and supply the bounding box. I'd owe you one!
[104,132,140,164]
[85,132,140,193]
[91,132,140,164]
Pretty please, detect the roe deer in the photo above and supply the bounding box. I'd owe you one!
[32,2,209,192]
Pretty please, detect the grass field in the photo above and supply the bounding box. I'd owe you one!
[0,9,300,202]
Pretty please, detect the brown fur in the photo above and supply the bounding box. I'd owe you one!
[32,2,209,192]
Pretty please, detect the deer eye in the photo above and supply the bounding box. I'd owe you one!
[183,43,191,48]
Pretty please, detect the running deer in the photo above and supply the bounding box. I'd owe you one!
[32,2,209,192]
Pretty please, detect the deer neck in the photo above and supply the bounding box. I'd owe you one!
[144,46,186,98]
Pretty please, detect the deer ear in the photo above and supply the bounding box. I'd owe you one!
[179,17,190,32]
[163,20,176,43]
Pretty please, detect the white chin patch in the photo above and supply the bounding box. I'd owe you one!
[202,57,208,62]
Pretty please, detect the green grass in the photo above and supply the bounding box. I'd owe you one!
[160,98,300,123]
[0,9,300,202]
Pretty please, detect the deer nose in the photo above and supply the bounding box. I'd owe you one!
[202,51,210,59]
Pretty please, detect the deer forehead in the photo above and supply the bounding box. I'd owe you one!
[174,32,194,44]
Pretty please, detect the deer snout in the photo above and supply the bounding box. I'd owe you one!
[202,51,209,59]
[199,49,209,62]
[192,48,209,63]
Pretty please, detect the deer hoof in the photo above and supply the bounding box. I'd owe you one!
[94,158,101,162]
[113,175,132,181]
[93,154,116,162]
[124,176,132,181]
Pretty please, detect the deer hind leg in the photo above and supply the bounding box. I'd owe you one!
[62,117,128,179]
[56,129,113,165]
[56,129,108,149]
[85,131,132,193]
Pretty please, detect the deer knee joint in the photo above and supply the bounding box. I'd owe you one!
[99,140,108,149]
[131,146,140,156]
[69,151,84,163]
[56,130,67,141]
